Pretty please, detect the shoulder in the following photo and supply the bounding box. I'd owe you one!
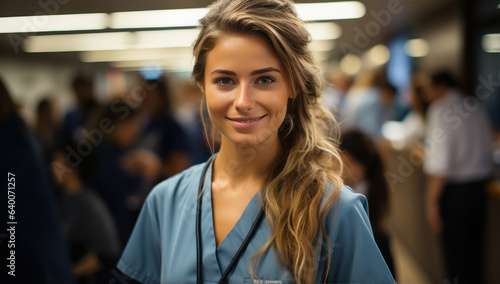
[324,184,396,283]
[325,183,368,212]
[323,183,370,232]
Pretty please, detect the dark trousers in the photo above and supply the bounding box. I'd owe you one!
[439,180,487,284]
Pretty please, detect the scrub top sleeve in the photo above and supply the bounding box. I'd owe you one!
[329,191,396,283]
[117,190,162,284]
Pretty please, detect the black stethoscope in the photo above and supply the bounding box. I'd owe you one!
[196,155,266,284]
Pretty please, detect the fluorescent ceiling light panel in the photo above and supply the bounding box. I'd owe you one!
[309,40,336,52]
[24,29,199,52]
[24,32,133,52]
[109,2,363,29]
[133,29,199,49]
[482,33,500,53]
[80,47,193,62]
[110,8,208,29]
[0,13,108,33]
[111,57,194,71]
[296,1,365,21]
[305,23,342,40]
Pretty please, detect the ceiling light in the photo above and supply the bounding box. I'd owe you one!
[340,54,361,76]
[24,32,133,52]
[405,39,429,57]
[80,47,192,62]
[111,58,194,71]
[110,8,208,29]
[109,2,364,30]
[133,29,199,49]
[309,40,336,52]
[482,33,500,53]
[296,1,365,21]
[305,23,342,40]
[366,44,390,66]
[0,13,108,33]
[24,29,199,53]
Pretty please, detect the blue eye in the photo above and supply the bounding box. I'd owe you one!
[214,77,233,85]
[257,76,275,85]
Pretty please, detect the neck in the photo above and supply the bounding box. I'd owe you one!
[214,134,281,192]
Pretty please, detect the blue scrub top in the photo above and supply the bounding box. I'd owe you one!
[117,159,396,284]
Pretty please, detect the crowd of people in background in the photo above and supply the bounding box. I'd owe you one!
[0,65,497,283]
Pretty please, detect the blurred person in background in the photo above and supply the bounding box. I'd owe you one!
[380,82,400,124]
[400,73,430,143]
[424,71,493,284]
[379,73,430,159]
[174,79,212,165]
[58,74,98,148]
[136,78,190,179]
[52,144,120,284]
[323,68,352,120]
[89,101,161,246]
[341,69,385,141]
[340,130,395,278]
[34,97,58,166]
[0,77,75,284]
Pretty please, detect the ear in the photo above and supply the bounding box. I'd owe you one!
[197,82,205,94]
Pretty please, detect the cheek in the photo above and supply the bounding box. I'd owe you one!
[205,89,233,123]
[267,93,289,126]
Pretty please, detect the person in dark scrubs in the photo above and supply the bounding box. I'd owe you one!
[0,77,75,284]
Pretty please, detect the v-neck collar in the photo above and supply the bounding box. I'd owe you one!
[200,157,264,281]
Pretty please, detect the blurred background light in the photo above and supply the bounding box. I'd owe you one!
[366,44,390,67]
[24,29,199,53]
[80,48,192,63]
[305,22,342,40]
[140,64,164,80]
[482,33,500,53]
[308,40,336,52]
[24,32,134,52]
[340,54,361,76]
[110,8,208,29]
[296,1,366,21]
[405,38,430,57]
[0,13,108,33]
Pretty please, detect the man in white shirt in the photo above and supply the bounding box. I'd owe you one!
[424,71,493,284]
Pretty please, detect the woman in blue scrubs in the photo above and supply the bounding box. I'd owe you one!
[117,0,396,283]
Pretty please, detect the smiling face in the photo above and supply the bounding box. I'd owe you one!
[200,33,292,147]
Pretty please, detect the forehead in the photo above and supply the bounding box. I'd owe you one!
[205,33,282,74]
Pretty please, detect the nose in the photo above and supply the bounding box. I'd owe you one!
[234,84,254,112]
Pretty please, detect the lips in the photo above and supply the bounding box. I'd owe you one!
[227,115,266,122]
[226,115,267,129]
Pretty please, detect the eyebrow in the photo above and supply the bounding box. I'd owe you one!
[210,67,280,76]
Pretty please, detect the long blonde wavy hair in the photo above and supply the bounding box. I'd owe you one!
[192,0,344,283]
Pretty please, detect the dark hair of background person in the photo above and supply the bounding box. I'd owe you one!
[37,98,52,116]
[431,70,458,89]
[72,74,93,89]
[339,130,390,237]
[144,79,173,115]
[55,141,98,189]
[0,77,16,123]
[97,101,139,139]
[411,74,431,117]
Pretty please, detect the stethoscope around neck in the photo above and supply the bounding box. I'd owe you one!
[196,154,266,284]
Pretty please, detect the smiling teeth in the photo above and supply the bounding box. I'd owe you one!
[242,118,259,123]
